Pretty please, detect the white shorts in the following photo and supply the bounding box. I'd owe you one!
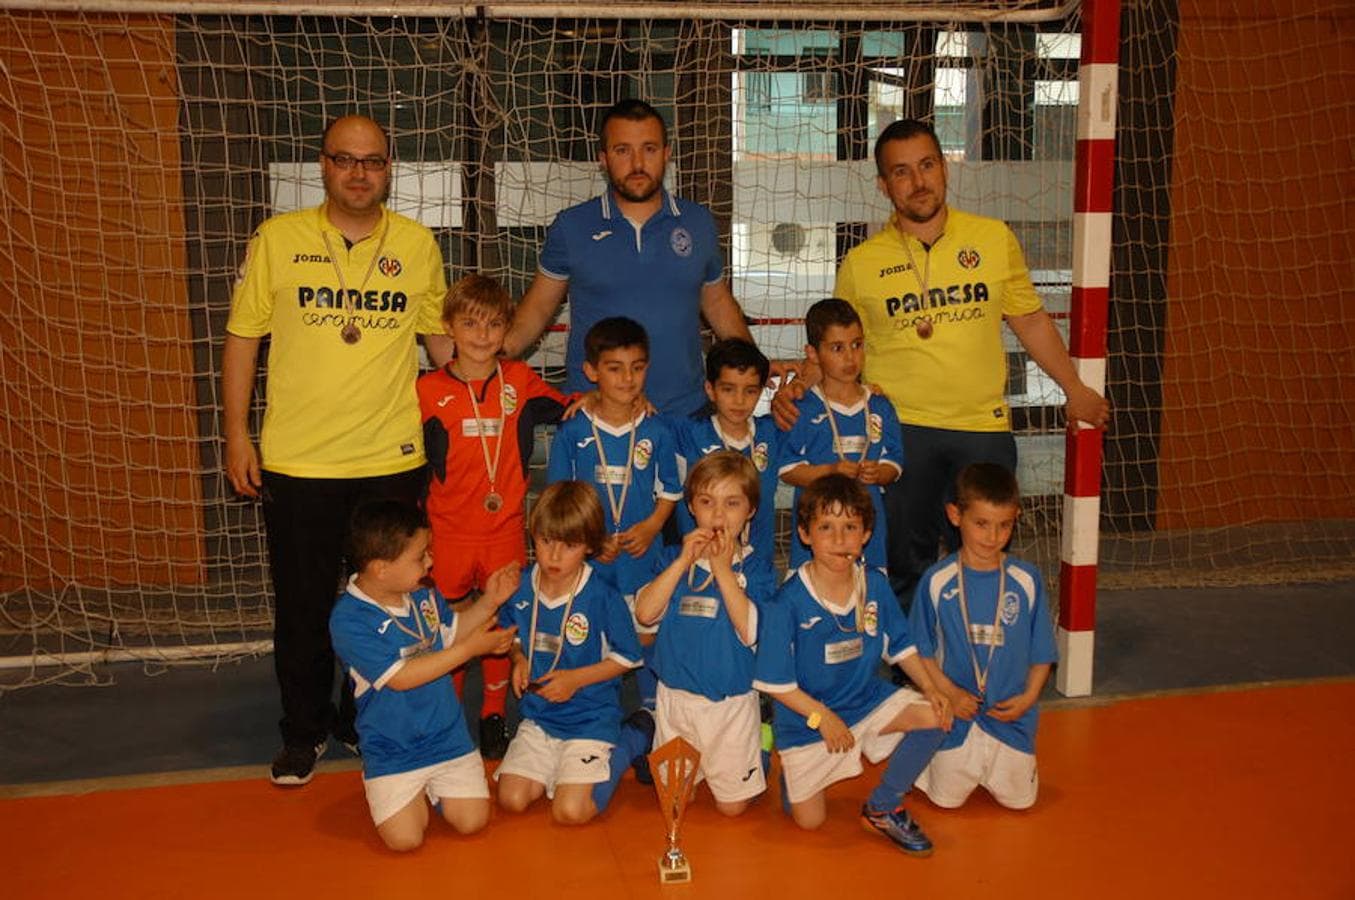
[914,723,1038,810]
[362,750,490,826]
[778,687,923,805]
[494,718,613,798]
[654,683,764,803]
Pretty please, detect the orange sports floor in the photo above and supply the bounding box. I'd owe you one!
[5,680,1353,899]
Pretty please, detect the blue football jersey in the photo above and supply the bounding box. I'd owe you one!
[779,387,903,569]
[538,190,723,417]
[648,543,779,701]
[754,565,916,751]
[675,414,783,566]
[548,410,682,596]
[910,553,1058,754]
[330,581,475,778]
[497,563,643,743]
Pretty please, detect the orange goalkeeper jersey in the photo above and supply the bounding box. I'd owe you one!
[417,359,570,541]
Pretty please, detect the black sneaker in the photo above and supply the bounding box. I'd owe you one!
[623,709,656,785]
[478,713,510,761]
[270,741,326,786]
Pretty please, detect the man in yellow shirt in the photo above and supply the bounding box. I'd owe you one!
[780,119,1108,601]
[223,115,451,785]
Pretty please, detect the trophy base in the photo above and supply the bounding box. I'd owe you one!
[658,854,692,884]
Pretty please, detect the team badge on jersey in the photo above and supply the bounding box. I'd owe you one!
[957,247,981,270]
[751,442,769,471]
[633,438,654,470]
[670,226,693,258]
[862,600,879,637]
[1001,590,1020,626]
[419,597,440,633]
[564,612,590,646]
[378,255,403,277]
[867,412,883,444]
[502,383,519,415]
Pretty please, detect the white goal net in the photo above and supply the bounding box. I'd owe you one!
[2,1,1352,688]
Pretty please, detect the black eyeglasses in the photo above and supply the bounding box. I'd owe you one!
[322,153,389,172]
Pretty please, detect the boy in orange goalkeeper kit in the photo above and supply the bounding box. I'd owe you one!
[417,274,572,758]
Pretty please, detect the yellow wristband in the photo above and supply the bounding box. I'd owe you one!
[806,711,822,730]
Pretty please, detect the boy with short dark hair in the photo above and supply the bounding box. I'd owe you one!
[635,451,778,815]
[676,338,782,565]
[547,316,681,713]
[417,273,573,759]
[754,474,951,854]
[495,481,652,825]
[910,463,1057,810]
[780,298,903,571]
[329,499,518,852]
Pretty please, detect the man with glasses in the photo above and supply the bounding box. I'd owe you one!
[223,114,452,786]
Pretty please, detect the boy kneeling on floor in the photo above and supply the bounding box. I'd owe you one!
[329,499,518,851]
[755,474,952,856]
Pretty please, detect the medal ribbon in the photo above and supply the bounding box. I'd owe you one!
[320,211,390,338]
[900,231,932,319]
[457,361,506,502]
[805,559,867,634]
[711,416,751,452]
[686,544,746,594]
[955,556,1007,696]
[387,595,431,650]
[818,386,871,464]
[691,424,755,577]
[589,412,638,534]
[526,567,581,682]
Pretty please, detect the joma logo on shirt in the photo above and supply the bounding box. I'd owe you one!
[292,253,331,263]
[884,281,989,316]
[297,286,409,312]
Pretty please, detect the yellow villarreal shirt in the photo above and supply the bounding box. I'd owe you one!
[226,205,448,477]
[833,207,1043,433]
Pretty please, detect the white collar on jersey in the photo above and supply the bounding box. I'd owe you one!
[795,563,861,616]
[530,563,595,609]
[346,573,416,617]
[584,407,647,438]
[810,384,869,417]
[711,415,755,450]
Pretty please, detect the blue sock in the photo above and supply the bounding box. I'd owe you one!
[591,718,652,812]
[866,728,944,814]
[637,644,658,711]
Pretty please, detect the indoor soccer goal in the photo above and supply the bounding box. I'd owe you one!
[2,0,1351,690]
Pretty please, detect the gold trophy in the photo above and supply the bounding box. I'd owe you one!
[649,736,700,884]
